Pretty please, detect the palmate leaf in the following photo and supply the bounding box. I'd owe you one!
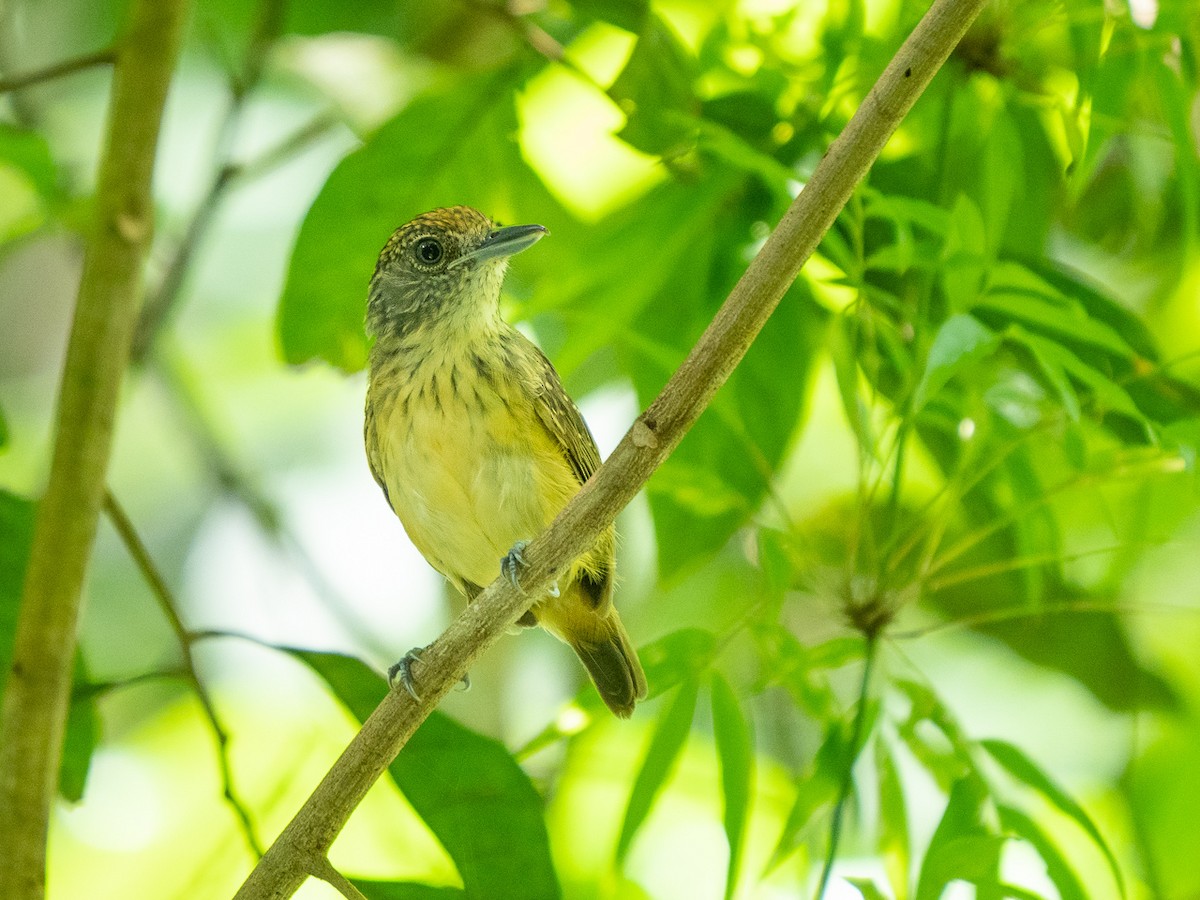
[996,805,1086,900]
[767,717,852,871]
[914,775,1004,900]
[293,651,560,900]
[615,678,700,864]
[277,68,565,371]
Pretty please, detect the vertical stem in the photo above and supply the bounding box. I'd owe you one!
[0,2,191,897]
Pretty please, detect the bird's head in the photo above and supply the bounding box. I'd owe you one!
[366,206,547,340]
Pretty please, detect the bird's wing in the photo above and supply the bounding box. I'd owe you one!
[529,346,601,487]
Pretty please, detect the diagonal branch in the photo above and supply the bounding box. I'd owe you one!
[234,0,990,896]
[0,2,191,896]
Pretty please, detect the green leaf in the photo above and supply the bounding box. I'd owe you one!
[996,805,1087,900]
[982,739,1124,896]
[912,313,1000,411]
[767,718,851,871]
[565,0,649,32]
[0,405,7,449]
[637,628,717,697]
[353,881,466,900]
[294,651,560,900]
[615,678,700,864]
[846,878,890,900]
[915,775,1003,900]
[710,673,754,900]
[609,14,698,155]
[876,738,910,899]
[278,69,562,371]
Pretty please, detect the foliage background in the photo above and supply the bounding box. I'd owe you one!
[2,0,1200,897]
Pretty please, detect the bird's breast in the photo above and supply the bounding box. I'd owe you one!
[367,348,575,589]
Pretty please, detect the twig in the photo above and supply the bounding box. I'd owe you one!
[0,2,191,895]
[233,0,993,896]
[0,48,114,93]
[101,489,264,858]
[815,636,878,899]
[308,857,368,900]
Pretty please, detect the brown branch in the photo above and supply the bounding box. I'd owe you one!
[0,2,191,897]
[0,48,114,94]
[234,0,990,896]
[102,490,264,858]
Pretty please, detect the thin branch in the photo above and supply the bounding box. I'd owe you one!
[234,1,992,895]
[815,636,878,899]
[308,858,369,900]
[102,489,264,858]
[0,2,191,894]
[0,48,114,94]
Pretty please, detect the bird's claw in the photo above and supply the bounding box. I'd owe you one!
[501,540,529,593]
[387,647,424,701]
[387,646,470,699]
[546,580,560,598]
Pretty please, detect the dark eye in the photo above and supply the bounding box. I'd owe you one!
[414,237,443,265]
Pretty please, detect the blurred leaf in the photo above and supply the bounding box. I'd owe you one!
[566,0,649,32]
[609,14,698,155]
[0,405,7,449]
[353,881,465,900]
[831,313,875,454]
[912,313,1000,411]
[295,652,560,900]
[637,628,717,696]
[982,739,1124,895]
[278,68,562,371]
[767,717,852,871]
[710,673,753,900]
[846,878,889,900]
[876,738,910,898]
[996,805,1087,900]
[616,678,700,864]
[0,122,59,196]
[915,775,1003,900]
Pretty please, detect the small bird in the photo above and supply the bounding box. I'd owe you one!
[363,206,647,717]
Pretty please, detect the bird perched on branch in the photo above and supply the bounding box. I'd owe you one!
[363,206,647,717]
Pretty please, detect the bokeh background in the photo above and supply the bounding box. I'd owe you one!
[2,0,1200,897]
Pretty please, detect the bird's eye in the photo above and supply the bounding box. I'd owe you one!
[414,237,443,265]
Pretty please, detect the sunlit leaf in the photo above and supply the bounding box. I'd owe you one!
[353,880,465,900]
[609,14,698,155]
[294,652,560,900]
[876,737,910,899]
[996,804,1087,900]
[915,775,1003,900]
[710,673,754,900]
[847,877,890,900]
[983,739,1124,896]
[616,678,700,864]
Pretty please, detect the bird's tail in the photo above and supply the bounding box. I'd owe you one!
[567,612,647,719]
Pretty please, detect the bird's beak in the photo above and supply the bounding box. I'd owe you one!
[450,223,548,268]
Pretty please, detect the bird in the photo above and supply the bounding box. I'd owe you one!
[363,206,647,718]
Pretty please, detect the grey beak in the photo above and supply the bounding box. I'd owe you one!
[450,224,548,268]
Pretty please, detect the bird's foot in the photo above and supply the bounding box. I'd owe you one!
[501,540,529,593]
[546,580,560,598]
[387,647,425,701]
[387,646,470,699]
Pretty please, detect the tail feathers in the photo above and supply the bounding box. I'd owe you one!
[569,615,647,719]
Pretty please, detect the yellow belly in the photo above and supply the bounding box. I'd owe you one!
[374,380,577,592]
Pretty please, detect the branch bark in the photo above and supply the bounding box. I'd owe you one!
[235,0,989,896]
[0,2,191,897]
